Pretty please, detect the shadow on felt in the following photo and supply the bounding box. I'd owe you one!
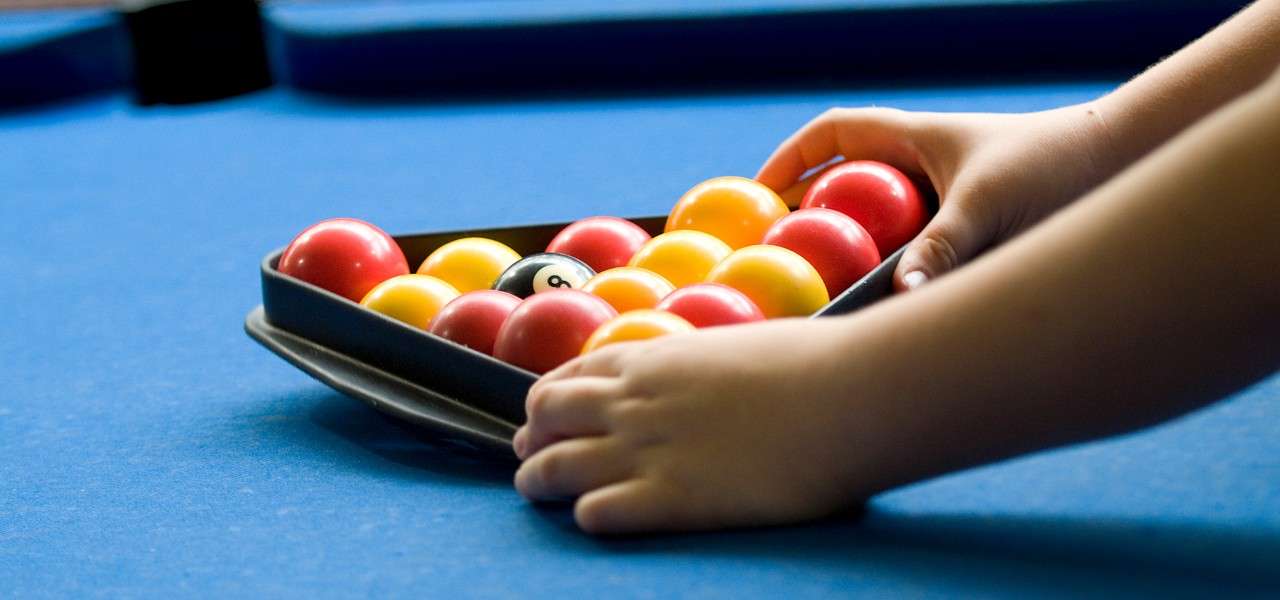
[257,387,1280,593]
[523,502,1280,595]
[255,388,515,487]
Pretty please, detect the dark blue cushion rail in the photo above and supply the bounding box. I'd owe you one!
[265,0,1247,97]
[0,9,130,108]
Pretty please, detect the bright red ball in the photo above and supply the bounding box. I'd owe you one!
[655,283,765,329]
[494,290,618,374]
[800,161,926,257]
[762,208,881,298]
[428,290,523,356]
[278,218,409,303]
[546,216,652,272]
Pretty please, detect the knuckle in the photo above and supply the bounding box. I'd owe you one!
[945,177,1005,234]
[609,401,669,447]
[847,106,907,129]
[607,398,652,427]
[917,233,960,272]
[577,350,606,373]
[582,344,624,374]
[536,450,566,485]
[525,384,554,421]
[812,107,857,133]
[817,107,846,122]
[862,106,905,121]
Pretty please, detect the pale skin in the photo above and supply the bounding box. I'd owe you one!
[513,1,1280,534]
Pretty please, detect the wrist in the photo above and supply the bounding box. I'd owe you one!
[1077,98,1124,182]
[1036,100,1127,194]
[1091,88,1151,169]
[821,303,973,497]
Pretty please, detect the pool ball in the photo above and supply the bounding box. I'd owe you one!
[494,290,618,373]
[580,267,676,314]
[546,216,652,272]
[492,252,595,299]
[666,176,790,250]
[359,274,461,330]
[277,218,409,303]
[762,208,882,298]
[655,283,765,328]
[706,245,829,318]
[580,310,695,354]
[427,290,523,356]
[627,230,732,288]
[417,237,521,293]
[800,160,926,256]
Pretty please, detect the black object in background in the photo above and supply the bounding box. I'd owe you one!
[123,0,271,104]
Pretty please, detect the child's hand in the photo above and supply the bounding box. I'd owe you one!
[508,107,1117,534]
[755,105,1115,289]
[512,318,876,534]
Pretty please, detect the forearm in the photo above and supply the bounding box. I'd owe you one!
[1097,0,1280,169]
[842,73,1280,493]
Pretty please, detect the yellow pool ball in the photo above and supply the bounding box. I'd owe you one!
[417,237,521,293]
[580,310,695,354]
[705,245,829,318]
[359,274,461,329]
[628,230,732,288]
[581,267,676,314]
[665,176,790,250]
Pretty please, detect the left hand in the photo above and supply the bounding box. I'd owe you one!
[513,318,874,534]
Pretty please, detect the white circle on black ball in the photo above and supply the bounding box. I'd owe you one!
[532,264,587,293]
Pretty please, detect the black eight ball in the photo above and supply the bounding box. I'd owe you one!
[492,252,596,298]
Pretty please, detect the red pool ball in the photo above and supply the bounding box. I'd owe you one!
[494,290,618,374]
[428,290,523,356]
[655,283,764,328]
[762,208,881,298]
[800,161,926,257]
[546,216,652,272]
[278,218,409,303]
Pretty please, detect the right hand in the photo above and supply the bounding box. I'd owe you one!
[755,105,1117,290]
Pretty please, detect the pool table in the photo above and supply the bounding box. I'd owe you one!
[2,1,1277,597]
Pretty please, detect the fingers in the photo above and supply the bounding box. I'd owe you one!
[893,188,994,290]
[777,163,838,208]
[756,107,917,193]
[517,343,647,458]
[517,376,624,459]
[515,437,635,501]
[535,340,637,387]
[574,479,684,535]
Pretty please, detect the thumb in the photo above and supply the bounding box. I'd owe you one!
[893,197,993,291]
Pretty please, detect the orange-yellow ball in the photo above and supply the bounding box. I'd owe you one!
[705,245,829,318]
[581,267,676,314]
[417,237,521,293]
[581,310,695,354]
[665,176,790,250]
[628,230,732,288]
[359,274,461,329]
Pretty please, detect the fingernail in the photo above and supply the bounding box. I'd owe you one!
[903,271,928,290]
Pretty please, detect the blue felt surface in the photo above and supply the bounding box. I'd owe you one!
[2,81,1278,597]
